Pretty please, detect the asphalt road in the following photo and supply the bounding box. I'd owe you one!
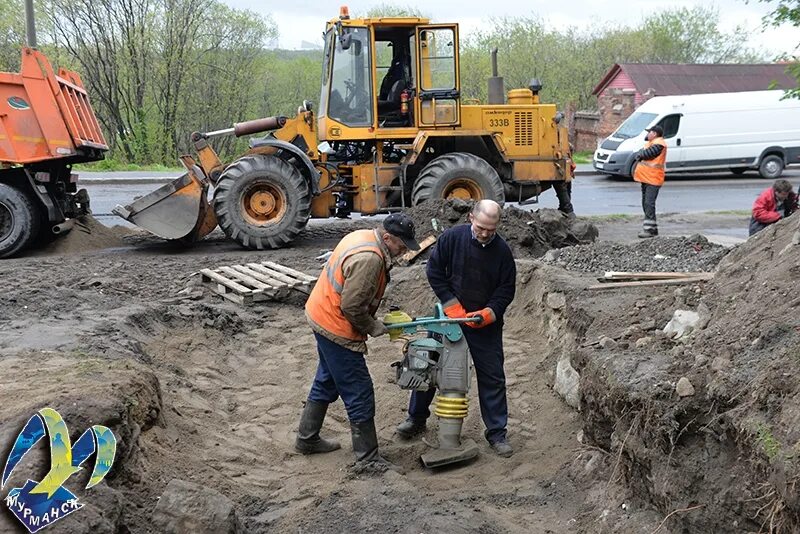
[81,167,800,228]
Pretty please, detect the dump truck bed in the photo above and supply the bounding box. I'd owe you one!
[0,47,107,164]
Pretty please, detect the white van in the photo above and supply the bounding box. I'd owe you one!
[593,90,800,179]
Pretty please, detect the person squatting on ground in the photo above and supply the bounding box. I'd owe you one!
[749,179,798,236]
[633,125,667,238]
[295,213,420,469]
[395,199,517,457]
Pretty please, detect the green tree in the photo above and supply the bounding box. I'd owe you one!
[759,0,800,98]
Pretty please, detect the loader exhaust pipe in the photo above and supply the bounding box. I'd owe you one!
[24,0,36,48]
[487,48,504,105]
[202,116,288,139]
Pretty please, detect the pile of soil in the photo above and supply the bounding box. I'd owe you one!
[31,215,131,256]
[574,215,800,532]
[405,199,598,258]
[543,234,728,273]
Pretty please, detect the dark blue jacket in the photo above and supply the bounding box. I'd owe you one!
[426,224,516,323]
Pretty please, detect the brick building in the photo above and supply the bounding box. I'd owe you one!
[570,63,796,151]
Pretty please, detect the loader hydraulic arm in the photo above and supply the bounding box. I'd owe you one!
[190,116,289,184]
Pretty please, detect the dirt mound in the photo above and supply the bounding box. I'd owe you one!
[405,199,598,258]
[544,234,728,273]
[575,215,800,532]
[32,215,131,256]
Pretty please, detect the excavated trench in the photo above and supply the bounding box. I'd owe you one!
[3,212,799,533]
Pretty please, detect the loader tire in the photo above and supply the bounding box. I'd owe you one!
[412,153,505,206]
[0,183,40,259]
[213,155,311,250]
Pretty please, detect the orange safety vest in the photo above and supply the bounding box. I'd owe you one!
[633,138,667,186]
[306,229,388,342]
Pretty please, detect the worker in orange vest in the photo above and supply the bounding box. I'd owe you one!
[633,125,667,238]
[295,213,420,471]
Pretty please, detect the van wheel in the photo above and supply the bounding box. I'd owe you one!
[730,167,747,176]
[758,155,784,179]
[0,183,41,258]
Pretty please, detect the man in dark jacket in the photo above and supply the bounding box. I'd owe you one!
[395,200,517,457]
[749,179,798,236]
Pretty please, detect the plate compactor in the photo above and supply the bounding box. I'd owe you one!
[384,304,482,468]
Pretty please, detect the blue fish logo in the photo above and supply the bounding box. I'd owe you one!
[2,408,116,532]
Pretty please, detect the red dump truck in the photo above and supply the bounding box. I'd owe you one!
[0,0,108,258]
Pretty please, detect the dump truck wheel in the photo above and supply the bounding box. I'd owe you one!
[213,155,311,249]
[412,153,504,206]
[0,183,41,258]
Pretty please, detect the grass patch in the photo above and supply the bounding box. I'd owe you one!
[705,210,751,216]
[572,150,593,164]
[756,423,782,461]
[584,213,637,222]
[75,159,181,172]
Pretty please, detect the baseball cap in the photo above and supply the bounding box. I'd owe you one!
[645,125,664,136]
[383,213,420,250]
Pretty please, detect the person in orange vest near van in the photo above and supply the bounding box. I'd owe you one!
[295,213,420,471]
[633,125,667,238]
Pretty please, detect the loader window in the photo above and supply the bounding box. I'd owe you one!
[417,26,459,126]
[319,30,333,118]
[328,27,373,127]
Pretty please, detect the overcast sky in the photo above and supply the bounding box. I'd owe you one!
[226,0,799,58]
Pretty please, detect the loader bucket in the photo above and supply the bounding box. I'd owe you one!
[112,170,217,241]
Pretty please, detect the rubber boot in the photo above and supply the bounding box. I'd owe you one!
[294,400,341,455]
[395,418,426,439]
[638,228,658,238]
[350,419,403,473]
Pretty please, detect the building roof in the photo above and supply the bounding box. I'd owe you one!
[592,63,797,96]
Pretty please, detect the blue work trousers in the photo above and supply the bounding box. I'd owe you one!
[407,324,508,443]
[307,332,375,423]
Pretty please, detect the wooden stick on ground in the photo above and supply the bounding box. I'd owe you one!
[588,274,713,290]
[602,271,712,281]
[399,234,437,265]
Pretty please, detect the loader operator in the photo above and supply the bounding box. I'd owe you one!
[633,125,667,238]
[295,213,420,470]
[395,200,517,457]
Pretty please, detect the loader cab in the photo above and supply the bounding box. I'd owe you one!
[318,14,461,138]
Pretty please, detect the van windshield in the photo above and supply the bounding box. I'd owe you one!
[612,112,657,140]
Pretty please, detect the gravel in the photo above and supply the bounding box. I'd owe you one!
[543,234,728,273]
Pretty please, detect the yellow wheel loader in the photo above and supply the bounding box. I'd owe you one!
[114,7,571,250]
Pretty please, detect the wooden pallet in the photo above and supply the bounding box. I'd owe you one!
[200,261,316,305]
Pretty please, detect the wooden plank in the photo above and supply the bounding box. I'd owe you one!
[602,271,710,281]
[262,261,317,283]
[246,263,299,286]
[243,263,293,287]
[399,234,437,265]
[218,266,272,291]
[200,268,252,293]
[229,265,281,288]
[588,275,713,290]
